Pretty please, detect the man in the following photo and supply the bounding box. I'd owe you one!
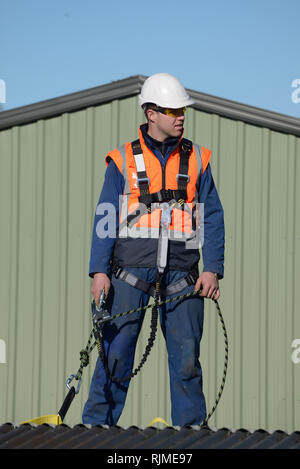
[82,73,225,427]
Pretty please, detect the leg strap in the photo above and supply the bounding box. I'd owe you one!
[112,264,198,298]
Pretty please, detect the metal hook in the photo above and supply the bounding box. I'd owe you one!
[66,374,82,394]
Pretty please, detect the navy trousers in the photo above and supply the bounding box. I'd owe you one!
[82,267,206,426]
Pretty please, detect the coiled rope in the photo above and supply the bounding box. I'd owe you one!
[74,289,229,427]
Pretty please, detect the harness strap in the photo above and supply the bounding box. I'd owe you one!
[177,138,193,191]
[112,263,198,298]
[132,139,150,197]
[156,202,173,274]
[130,138,193,212]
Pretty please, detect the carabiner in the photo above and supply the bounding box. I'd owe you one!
[66,373,82,394]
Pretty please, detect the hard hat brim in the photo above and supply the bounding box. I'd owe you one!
[139,95,194,108]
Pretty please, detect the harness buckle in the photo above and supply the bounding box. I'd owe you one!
[176,173,190,183]
[138,177,150,186]
[160,202,173,227]
[112,264,123,278]
[186,269,198,286]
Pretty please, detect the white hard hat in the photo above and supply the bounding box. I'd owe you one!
[139,73,194,109]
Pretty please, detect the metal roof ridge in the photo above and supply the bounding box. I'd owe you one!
[0,75,299,135]
[189,87,300,136]
[2,422,294,434]
[0,75,146,131]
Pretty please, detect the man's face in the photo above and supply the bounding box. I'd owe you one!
[147,107,185,141]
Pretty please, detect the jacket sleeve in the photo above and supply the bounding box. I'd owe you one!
[198,163,225,279]
[89,160,125,277]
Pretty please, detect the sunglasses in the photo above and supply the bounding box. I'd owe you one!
[155,106,186,118]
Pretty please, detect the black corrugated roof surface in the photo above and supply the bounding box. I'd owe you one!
[0,423,300,449]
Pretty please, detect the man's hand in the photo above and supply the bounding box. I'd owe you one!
[194,272,220,300]
[91,273,111,306]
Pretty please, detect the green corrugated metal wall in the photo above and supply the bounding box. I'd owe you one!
[1,94,300,432]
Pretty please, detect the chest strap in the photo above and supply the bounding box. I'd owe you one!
[131,137,193,209]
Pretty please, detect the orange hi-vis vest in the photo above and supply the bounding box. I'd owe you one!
[105,127,212,269]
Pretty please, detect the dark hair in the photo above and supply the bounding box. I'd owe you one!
[142,102,159,121]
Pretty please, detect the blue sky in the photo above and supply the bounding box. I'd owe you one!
[1,0,300,117]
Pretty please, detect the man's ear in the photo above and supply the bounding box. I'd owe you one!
[146,108,156,123]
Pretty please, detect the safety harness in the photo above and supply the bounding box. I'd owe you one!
[115,137,196,288]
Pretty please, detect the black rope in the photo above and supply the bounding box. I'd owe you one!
[96,276,161,383]
[199,299,229,427]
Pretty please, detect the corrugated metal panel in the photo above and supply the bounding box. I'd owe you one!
[1,423,300,449]
[0,89,300,433]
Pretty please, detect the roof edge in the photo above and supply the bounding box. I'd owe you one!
[0,75,299,136]
[0,75,146,131]
[189,88,300,136]
[2,422,298,434]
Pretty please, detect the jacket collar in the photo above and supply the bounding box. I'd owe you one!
[139,123,183,159]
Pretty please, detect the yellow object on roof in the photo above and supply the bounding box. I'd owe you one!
[20,414,62,426]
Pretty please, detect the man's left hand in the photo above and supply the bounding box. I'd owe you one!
[194,272,220,300]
